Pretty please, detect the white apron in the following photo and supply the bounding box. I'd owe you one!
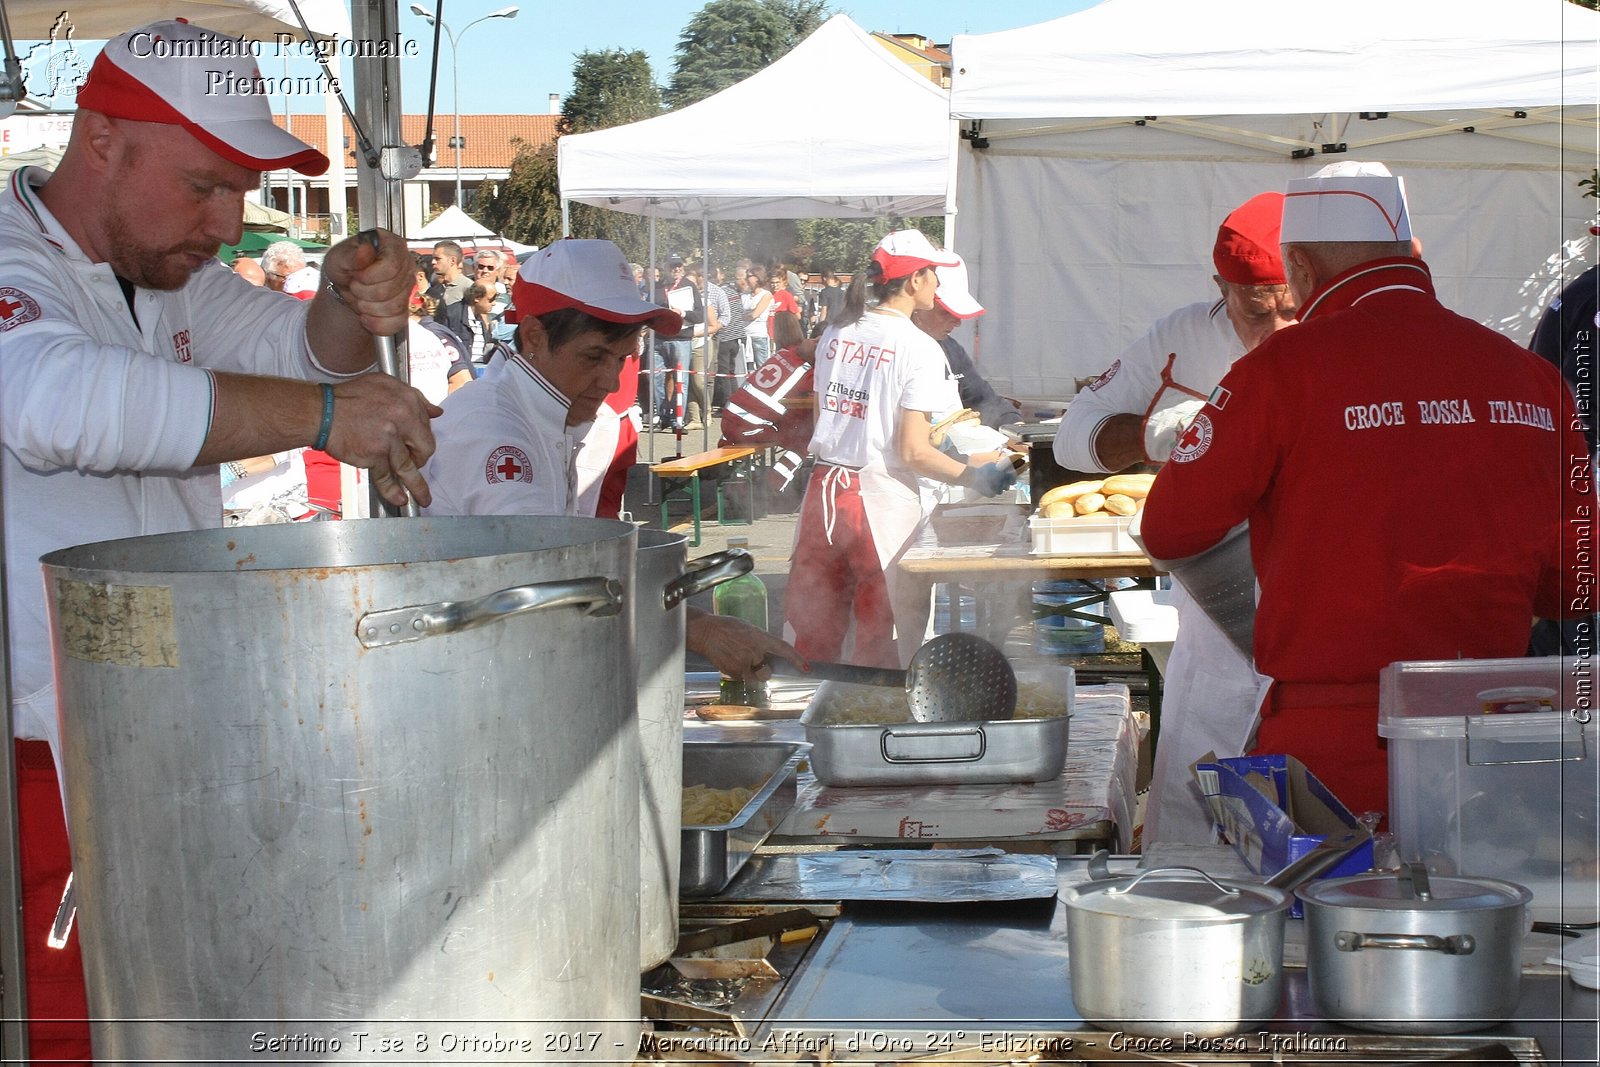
[1142,579,1267,845]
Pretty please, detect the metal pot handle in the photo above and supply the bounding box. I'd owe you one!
[1107,866,1242,897]
[663,549,754,610]
[1334,931,1476,955]
[357,577,624,648]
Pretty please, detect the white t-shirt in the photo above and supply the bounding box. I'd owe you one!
[1054,300,1242,473]
[808,308,955,476]
[406,319,453,404]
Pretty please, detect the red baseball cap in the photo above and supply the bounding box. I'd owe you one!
[872,229,960,283]
[1213,192,1286,286]
[508,239,683,333]
[75,20,329,176]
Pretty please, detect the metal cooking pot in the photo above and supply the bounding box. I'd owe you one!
[43,518,642,1062]
[1297,865,1531,1034]
[1061,865,1291,1037]
[634,532,752,969]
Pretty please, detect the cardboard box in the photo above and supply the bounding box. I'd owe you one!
[1194,753,1373,916]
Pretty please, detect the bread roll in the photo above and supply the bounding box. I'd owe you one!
[1074,492,1107,515]
[1103,494,1137,516]
[1037,479,1105,509]
[1102,473,1156,499]
[1042,500,1079,519]
[930,408,982,446]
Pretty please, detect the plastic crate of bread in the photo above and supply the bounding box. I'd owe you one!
[1029,473,1152,556]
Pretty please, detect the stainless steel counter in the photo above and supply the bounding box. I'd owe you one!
[750,857,1598,1064]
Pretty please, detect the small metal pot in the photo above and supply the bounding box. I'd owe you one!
[1297,865,1532,1034]
[1061,866,1291,1037]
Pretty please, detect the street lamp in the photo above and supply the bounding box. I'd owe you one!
[410,4,519,208]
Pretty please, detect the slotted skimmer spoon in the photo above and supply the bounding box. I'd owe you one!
[771,632,1018,722]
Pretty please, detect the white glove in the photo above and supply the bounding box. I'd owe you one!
[1143,399,1205,462]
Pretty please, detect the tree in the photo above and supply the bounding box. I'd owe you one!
[665,0,797,109]
[478,48,662,249]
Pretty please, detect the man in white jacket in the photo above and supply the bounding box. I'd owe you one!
[0,20,437,1059]
[1054,192,1297,845]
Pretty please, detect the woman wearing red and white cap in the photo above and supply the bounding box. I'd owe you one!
[783,230,1016,668]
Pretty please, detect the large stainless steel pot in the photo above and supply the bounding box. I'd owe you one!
[42,518,642,1063]
[1297,866,1531,1034]
[1061,866,1291,1037]
[634,532,751,969]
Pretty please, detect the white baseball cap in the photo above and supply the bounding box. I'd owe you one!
[76,20,328,176]
[282,266,320,300]
[872,229,960,282]
[933,254,985,319]
[509,239,683,333]
[1281,161,1412,244]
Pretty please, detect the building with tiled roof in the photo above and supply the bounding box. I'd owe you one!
[872,32,953,89]
[266,112,559,236]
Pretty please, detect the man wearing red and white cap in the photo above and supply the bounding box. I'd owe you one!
[1140,163,1593,823]
[910,253,1022,429]
[784,230,1017,667]
[1053,192,1297,846]
[0,20,439,1059]
[419,240,806,681]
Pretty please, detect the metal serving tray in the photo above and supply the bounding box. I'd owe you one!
[799,666,1072,787]
[680,741,809,899]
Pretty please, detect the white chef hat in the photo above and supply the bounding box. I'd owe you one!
[1281,161,1412,244]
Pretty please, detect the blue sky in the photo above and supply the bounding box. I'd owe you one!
[13,2,1100,115]
[395,1,1097,113]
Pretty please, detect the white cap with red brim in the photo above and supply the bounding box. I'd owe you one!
[933,254,985,319]
[75,20,329,176]
[283,266,319,300]
[508,239,683,333]
[1281,161,1412,244]
[872,228,960,282]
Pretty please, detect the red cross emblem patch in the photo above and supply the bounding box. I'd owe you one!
[1170,412,1214,463]
[753,361,783,391]
[485,445,534,484]
[1087,359,1120,392]
[0,287,41,332]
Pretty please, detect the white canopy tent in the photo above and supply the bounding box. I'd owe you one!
[411,204,495,240]
[558,13,952,222]
[947,0,1600,397]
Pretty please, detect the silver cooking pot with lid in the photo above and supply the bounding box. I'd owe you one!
[1061,865,1291,1037]
[1297,865,1532,1034]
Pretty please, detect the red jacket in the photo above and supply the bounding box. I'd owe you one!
[1141,258,1592,689]
[720,343,814,453]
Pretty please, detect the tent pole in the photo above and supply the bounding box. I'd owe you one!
[699,215,711,450]
[561,197,571,238]
[646,218,658,462]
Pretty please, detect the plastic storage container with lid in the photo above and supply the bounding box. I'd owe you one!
[1378,655,1598,923]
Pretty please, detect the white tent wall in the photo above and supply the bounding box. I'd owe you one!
[946,0,1600,400]
[955,154,1591,398]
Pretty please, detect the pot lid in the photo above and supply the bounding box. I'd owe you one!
[1064,866,1290,920]
[1296,866,1533,912]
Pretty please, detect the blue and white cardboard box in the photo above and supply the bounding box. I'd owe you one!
[1194,753,1374,917]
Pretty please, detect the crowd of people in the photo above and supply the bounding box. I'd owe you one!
[0,16,1592,1061]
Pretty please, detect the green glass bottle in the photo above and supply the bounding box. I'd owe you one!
[713,536,769,706]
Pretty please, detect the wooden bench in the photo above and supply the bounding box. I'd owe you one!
[649,446,760,546]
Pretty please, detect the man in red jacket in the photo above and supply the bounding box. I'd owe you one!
[1139,162,1594,821]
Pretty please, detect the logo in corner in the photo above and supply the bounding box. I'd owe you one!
[1170,412,1214,463]
[22,13,89,103]
[485,445,534,484]
[0,288,42,332]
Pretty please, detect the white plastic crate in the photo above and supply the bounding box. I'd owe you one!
[1378,656,1599,923]
[1028,514,1142,556]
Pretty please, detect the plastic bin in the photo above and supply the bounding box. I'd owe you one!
[1028,514,1141,556]
[1378,656,1598,923]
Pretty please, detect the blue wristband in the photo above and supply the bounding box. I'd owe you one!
[312,383,335,451]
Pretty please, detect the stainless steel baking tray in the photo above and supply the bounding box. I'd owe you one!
[799,666,1072,787]
[715,848,1059,902]
[680,741,809,899]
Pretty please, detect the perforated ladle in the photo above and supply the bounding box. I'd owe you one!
[773,632,1018,723]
